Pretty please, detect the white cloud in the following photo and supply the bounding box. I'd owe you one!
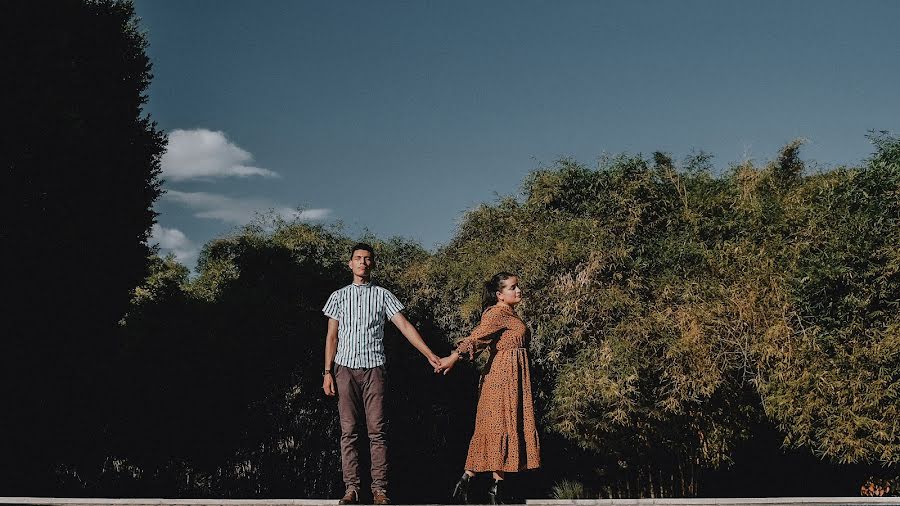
[161,129,280,181]
[150,224,198,266]
[163,190,331,225]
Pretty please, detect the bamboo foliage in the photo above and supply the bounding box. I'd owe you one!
[102,134,900,497]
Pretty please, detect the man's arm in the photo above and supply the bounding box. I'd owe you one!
[322,318,339,396]
[391,312,442,369]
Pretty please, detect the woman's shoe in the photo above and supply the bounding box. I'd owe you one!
[451,472,471,504]
[488,478,504,505]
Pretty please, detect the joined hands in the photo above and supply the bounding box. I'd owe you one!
[432,353,459,375]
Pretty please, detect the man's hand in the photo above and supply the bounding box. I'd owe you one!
[323,373,336,396]
[427,352,442,371]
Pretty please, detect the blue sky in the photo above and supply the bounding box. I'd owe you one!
[135,0,900,268]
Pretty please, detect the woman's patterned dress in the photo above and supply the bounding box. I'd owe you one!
[456,304,541,472]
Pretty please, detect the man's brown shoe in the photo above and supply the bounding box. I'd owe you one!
[339,489,359,505]
[372,489,391,505]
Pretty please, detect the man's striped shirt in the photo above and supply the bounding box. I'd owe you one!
[323,282,404,368]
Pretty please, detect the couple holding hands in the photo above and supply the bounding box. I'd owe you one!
[322,243,540,505]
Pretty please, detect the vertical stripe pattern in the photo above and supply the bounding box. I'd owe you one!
[323,283,404,368]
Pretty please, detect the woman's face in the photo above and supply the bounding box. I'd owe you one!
[496,276,523,306]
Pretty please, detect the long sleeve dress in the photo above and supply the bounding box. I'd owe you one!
[456,304,541,472]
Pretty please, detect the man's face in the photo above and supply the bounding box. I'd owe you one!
[349,249,374,278]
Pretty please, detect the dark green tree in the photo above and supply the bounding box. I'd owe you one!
[109,221,465,501]
[0,0,165,493]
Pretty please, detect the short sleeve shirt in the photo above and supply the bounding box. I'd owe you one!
[322,283,404,368]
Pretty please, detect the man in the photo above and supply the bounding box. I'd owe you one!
[322,243,442,505]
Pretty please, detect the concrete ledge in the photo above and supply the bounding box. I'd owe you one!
[0,500,337,506]
[2,500,899,506]
[526,500,900,506]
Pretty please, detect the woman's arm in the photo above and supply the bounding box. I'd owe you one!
[438,307,506,374]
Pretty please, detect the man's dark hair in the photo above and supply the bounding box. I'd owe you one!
[349,242,375,260]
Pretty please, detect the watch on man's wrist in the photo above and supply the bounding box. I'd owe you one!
[323,369,332,376]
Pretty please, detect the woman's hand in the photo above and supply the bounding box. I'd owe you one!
[426,352,443,370]
[435,352,460,375]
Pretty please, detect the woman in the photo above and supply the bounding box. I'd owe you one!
[437,272,541,504]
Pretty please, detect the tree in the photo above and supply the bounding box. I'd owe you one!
[111,221,466,501]
[411,140,900,497]
[0,0,165,493]
[757,133,900,465]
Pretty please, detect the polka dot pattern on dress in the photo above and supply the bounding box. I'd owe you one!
[456,304,541,472]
